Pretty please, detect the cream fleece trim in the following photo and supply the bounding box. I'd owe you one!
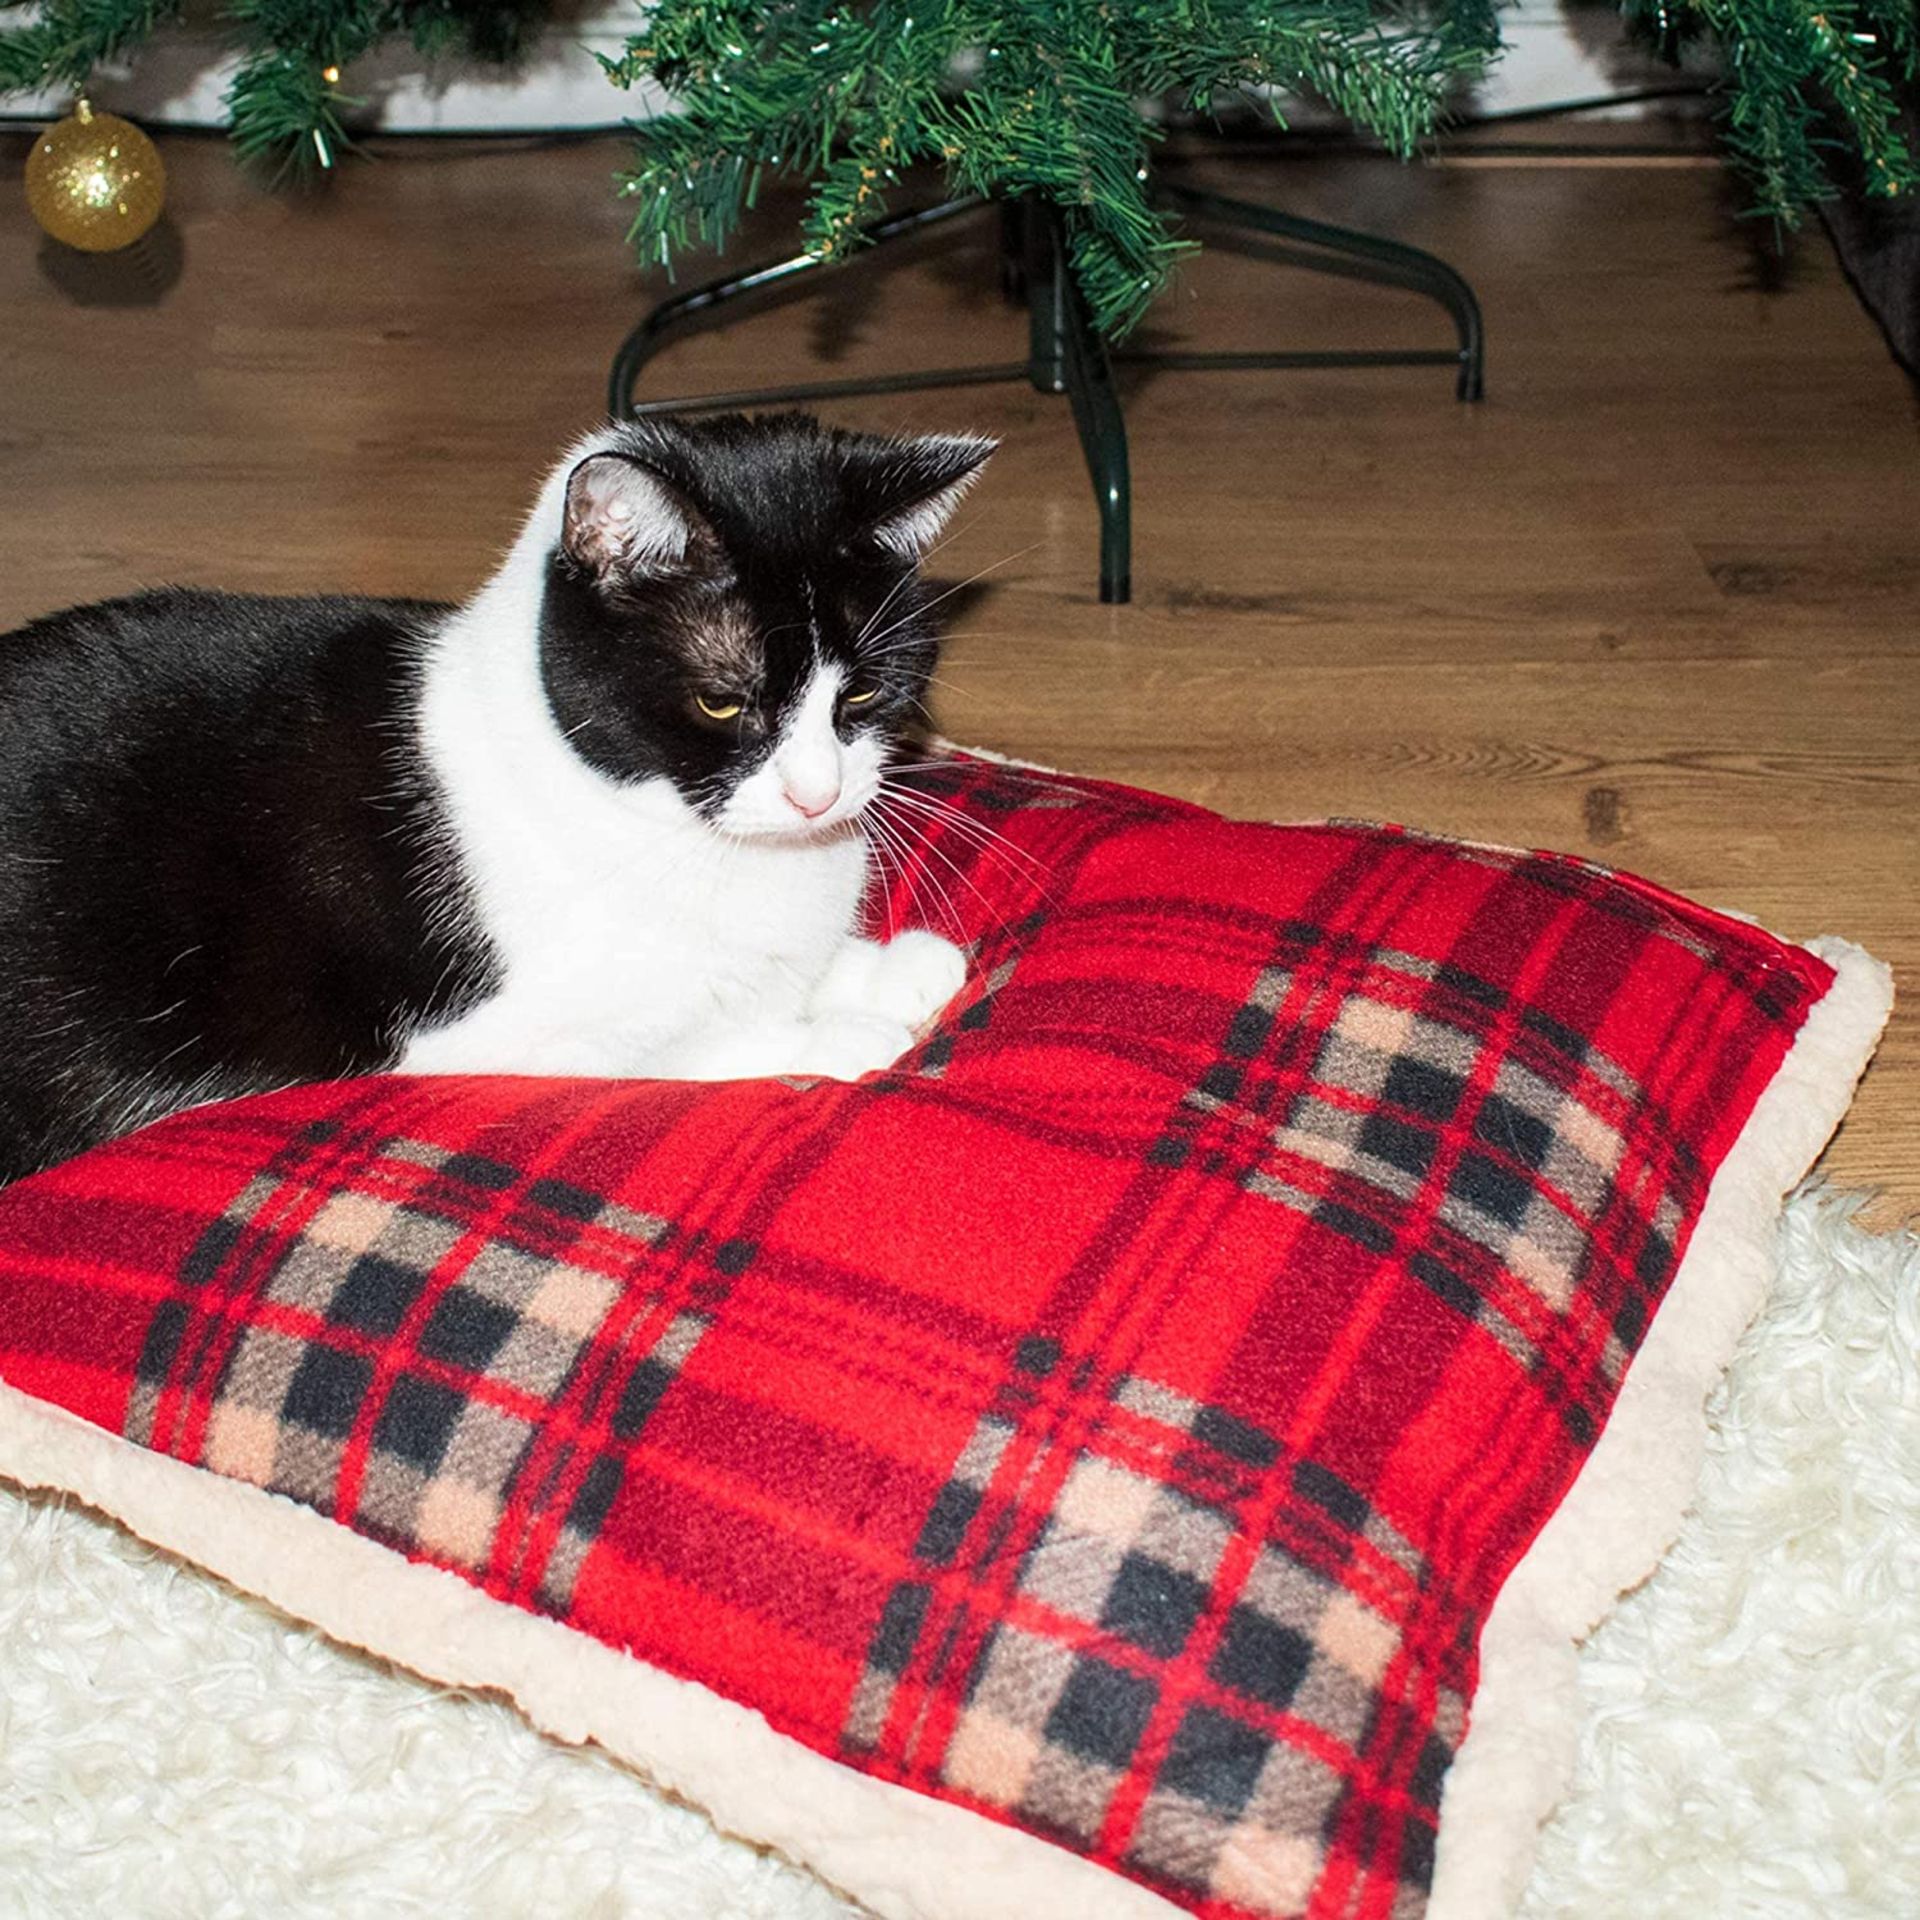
[1428,936,1894,1919]
[0,943,1888,1920]
[0,1381,1181,1920]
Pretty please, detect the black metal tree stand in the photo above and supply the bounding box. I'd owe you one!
[607,185,1484,605]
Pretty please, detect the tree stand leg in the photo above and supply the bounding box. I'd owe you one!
[1021,204,1132,604]
[1148,181,1485,402]
[606,198,1002,421]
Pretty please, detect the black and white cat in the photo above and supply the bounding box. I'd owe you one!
[0,413,994,1183]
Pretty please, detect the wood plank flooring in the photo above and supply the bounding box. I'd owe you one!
[2,131,1914,1215]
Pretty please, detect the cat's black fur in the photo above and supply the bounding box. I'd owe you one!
[0,413,987,1183]
[0,587,479,1176]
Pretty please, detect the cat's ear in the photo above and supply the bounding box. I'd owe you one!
[859,434,998,560]
[562,452,715,580]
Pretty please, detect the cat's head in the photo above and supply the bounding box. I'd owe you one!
[537,413,994,841]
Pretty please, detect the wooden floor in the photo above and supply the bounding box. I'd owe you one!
[2,131,1914,1216]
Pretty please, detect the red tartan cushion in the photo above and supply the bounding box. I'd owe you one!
[0,755,1888,1920]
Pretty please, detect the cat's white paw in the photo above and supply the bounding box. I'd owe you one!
[809,939,886,1017]
[792,1012,918,1081]
[871,930,968,1028]
[814,931,966,1031]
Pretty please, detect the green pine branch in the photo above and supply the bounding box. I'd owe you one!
[1619,0,1918,219]
[0,1,184,94]
[613,1,1483,338]
[225,1,391,169]
[0,0,541,169]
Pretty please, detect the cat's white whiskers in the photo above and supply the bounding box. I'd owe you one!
[868,803,1050,940]
[855,507,986,647]
[863,806,967,941]
[856,824,905,942]
[879,789,1048,882]
[857,639,940,664]
[888,674,966,707]
[869,794,1010,940]
[884,756,1062,793]
[894,813,1015,942]
[860,543,1042,653]
[876,781,1054,889]
[856,811,923,932]
[856,574,915,649]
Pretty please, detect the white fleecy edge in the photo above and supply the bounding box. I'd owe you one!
[0,1399,1183,1920]
[1428,935,1895,1920]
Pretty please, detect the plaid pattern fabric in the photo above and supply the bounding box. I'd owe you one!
[0,755,1832,1919]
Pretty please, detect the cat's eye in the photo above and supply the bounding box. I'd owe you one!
[842,686,879,706]
[695,694,743,721]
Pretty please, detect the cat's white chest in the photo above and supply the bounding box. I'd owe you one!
[399,751,872,1077]
[473,792,867,1024]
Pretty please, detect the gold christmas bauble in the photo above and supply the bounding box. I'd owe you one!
[25,101,166,253]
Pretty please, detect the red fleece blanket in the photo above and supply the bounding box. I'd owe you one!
[0,755,1830,1919]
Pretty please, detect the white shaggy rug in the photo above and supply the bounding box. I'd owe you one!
[2,1186,1915,1920]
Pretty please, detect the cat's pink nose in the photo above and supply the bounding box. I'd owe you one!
[783,781,840,820]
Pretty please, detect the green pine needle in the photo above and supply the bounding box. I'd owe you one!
[1620,0,1918,221]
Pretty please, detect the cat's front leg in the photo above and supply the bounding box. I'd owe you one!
[809,930,968,1033]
